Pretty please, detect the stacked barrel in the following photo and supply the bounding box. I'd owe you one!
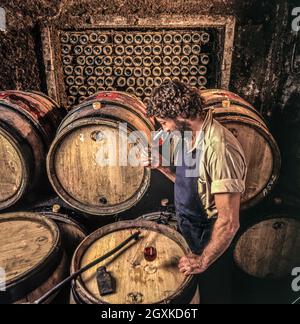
[0,90,88,304]
[0,212,66,304]
[0,87,293,304]
[0,91,65,210]
[199,89,281,209]
[0,211,87,304]
[47,91,154,216]
[233,214,300,279]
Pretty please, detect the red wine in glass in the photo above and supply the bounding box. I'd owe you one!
[144,246,157,262]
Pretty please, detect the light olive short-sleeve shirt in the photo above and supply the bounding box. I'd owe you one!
[173,109,247,219]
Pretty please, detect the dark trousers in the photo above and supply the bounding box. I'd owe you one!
[197,246,234,304]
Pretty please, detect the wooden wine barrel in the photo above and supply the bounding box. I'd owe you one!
[0,90,65,210]
[40,211,88,259]
[71,220,198,304]
[200,89,263,120]
[0,212,68,304]
[233,214,300,279]
[199,89,281,209]
[47,91,155,216]
[138,211,178,230]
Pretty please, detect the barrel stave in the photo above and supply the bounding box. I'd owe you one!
[0,91,65,210]
[215,115,281,209]
[200,89,281,210]
[0,105,45,188]
[40,211,87,259]
[57,91,154,135]
[0,124,31,209]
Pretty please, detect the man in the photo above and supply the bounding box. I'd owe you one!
[143,81,247,304]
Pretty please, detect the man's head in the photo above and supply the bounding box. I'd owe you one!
[147,80,205,133]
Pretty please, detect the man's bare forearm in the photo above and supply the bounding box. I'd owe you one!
[200,193,241,269]
[178,192,241,275]
[178,210,240,276]
[201,217,239,268]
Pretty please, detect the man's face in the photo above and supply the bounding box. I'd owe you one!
[156,116,192,134]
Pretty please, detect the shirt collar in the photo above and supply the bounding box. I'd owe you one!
[187,109,213,153]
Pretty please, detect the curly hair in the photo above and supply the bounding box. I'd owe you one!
[147,80,205,119]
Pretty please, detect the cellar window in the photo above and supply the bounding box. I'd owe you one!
[41,15,235,109]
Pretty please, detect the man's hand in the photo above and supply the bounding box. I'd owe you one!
[140,148,162,169]
[179,193,241,276]
[178,254,209,276]
[140,148,176,182]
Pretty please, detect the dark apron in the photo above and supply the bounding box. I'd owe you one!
[174,148,214,255]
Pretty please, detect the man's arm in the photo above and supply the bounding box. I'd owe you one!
[179,192,240,275]
[141,150,176,183]
[201,192,240,267]
[157,166,176,183]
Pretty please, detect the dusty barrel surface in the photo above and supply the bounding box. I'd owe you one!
[0,91,65,210]
[233,214,300,279]
[47,91,155,216]
[138,211,178,230]
[40,211,88,259]
[0,212,67,304]
[200,89,281,209]
[71,220,197,304]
